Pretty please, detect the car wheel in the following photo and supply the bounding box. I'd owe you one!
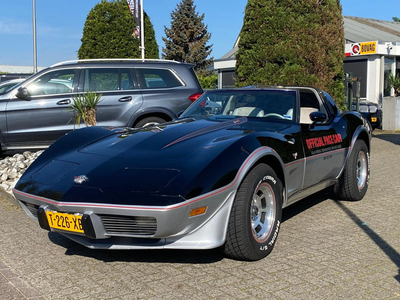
[334,140,370,201]
[135,117,167,128]
[223,163,282,261]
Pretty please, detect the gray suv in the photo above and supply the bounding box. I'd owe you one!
[0,59,203,151]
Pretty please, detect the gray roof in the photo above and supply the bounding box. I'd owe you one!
[0,65,46,74]
[219,46,238,60]
[344,16,400,43]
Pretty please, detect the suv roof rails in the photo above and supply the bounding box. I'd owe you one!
[51,58,181,67]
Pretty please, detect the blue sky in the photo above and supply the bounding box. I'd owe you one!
[0,0,398,67]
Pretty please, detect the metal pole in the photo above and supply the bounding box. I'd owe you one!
[140,0,145,60]
[33,0,37,73]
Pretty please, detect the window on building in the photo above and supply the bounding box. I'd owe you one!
[397,58,400,77]
[221,70,237,88]
[384,57,395,96]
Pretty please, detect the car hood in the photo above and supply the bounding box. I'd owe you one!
[15,117,292,206]
[78,117,287,160]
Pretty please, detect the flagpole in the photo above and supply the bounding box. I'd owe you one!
[140,0,145,60]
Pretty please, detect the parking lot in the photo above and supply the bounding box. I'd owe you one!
[0,132,399,300]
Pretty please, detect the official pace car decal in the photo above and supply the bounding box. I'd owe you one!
[306,133,343,155]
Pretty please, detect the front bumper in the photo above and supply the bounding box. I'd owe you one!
[14,187,236,250]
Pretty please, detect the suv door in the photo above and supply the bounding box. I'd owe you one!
[6,68,79,148]
[81,67,143,127]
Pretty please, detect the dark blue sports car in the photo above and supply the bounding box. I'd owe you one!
[14,87,371,261]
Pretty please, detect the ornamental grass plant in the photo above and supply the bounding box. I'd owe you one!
[70,90,102,127]
[387,73,400,97]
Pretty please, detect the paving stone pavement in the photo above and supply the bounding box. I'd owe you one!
[0,133,399,300]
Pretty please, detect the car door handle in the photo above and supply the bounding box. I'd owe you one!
[57,99,71,105]
[284,135,295,144]
[118,96,132,102]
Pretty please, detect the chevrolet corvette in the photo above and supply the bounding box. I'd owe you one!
[14,87,371,261]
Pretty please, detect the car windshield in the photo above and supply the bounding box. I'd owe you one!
[181,90,296,121]
[0,80,23,94]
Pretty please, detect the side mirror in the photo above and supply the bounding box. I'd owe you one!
[309,111,326,129]
[16,87,30,100]
[310,111,326,123]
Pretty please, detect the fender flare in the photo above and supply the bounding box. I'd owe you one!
[336,125,370,179]
[232,146,287,204]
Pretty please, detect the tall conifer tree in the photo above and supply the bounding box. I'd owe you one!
[78,0,159,59]
[162,0,213,71]
[236,0,345,105]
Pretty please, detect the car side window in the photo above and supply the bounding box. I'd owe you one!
[120,69,134,90]
[84,68,118,92]
[25,69,75,96]
[83,68,134,92]
[299,90,327,124]
[135,68,183,89]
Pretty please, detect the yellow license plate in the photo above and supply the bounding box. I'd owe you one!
[46,211,83,233]
[371,117,377,122]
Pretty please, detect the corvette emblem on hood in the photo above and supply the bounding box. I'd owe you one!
[74,175,89,184]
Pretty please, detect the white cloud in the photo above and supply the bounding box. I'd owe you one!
[0,18,80,39]
[0,18,30,35]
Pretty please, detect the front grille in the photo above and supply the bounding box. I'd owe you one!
[21,201,40,219]
[99,214,157,236]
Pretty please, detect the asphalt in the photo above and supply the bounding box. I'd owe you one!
[0,132,399,299]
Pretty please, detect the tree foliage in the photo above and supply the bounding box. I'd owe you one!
[393,16,400,22]
[78,0,159,59]
[236,0,345,105]
[197,71,218,89]
[162,0,213,71]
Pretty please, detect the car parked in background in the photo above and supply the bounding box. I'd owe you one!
[352,100,382,129]
[0,59,202,151]
[14,86,371,261]
[0,78,25,94]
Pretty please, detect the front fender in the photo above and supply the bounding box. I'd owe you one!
[23,126,121,176]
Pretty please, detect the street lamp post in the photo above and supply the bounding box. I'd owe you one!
[32,0,37,73]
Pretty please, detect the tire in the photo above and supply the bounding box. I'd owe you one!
[222,164,283,261]
[334,140,370,201]
[135,117,167,128]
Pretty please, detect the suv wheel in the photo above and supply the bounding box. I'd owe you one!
[135,117,167,128]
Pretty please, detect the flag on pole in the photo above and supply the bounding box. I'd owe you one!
[127,0,140,39]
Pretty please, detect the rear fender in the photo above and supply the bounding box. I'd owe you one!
[336,125,370,179]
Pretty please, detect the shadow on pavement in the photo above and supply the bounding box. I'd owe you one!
[372,133,400,146]
[334,201,400,283]
[282,189,332,222]
[48,232,224,264]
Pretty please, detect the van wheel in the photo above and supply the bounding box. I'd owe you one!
[135,117,167,128]
[222,164,282,261]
